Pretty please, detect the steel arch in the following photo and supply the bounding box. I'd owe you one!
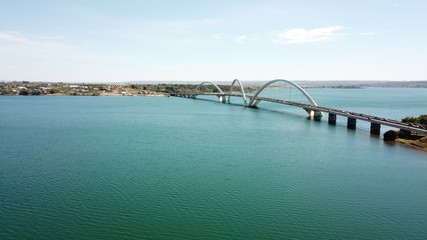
[191,81,224,97]
[228,79,248,106]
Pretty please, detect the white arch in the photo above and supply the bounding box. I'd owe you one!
[248,79,318,107]
[228,79,247,106]
[191,81,224,97]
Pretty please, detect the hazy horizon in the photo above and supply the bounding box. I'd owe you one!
[2,79,427,86]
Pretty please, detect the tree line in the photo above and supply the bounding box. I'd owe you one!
[402,115,427,127]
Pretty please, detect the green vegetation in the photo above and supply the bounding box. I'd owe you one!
[383,114,427,151]
[0,81,258,96]
[402,115,427,127]
[134,83,257,94]
[384,130,427,151]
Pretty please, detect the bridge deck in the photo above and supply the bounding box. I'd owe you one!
[171,93,427,135]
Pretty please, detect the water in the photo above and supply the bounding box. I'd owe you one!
[1,88,427,239]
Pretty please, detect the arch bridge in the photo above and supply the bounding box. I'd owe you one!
[184,79,322,118]
[170,79,427,136]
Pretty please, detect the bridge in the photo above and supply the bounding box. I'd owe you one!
[171,79,427,136]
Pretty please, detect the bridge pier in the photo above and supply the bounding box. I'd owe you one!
[305,109,323,120]
[370,122,381,135]
[249,99,261,108]
[328,113,336,125]
[304,109,314,119]
[217,95,227,103]
[399,129,412,138]
[347,117,356,129]
[313,111,323,120]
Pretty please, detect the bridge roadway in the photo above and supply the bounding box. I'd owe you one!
[171,93,427,136]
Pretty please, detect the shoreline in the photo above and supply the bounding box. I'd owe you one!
[396,139,427,153]
[0,93,169,97]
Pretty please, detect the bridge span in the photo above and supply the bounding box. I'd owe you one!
[170,79,427,136]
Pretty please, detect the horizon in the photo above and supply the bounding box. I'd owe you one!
[2,79,427,85]
[1,1,427,82]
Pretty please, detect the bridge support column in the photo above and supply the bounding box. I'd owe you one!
[313,111,323,121]
[249,99,261,108]
[399,129,411,138]
[304,109,323,120]
[217,96,226,103]
[305,109,314,119]
[370,122,381,135]
[347,117,356,130]
[328,113,336,125]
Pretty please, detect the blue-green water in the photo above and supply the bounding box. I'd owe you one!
[1,88,427,239]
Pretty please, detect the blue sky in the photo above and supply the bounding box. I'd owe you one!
[1,0,426,82]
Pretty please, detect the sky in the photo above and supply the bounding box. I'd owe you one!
[1,0,426,82]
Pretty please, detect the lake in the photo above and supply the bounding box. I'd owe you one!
[1,88,427,239]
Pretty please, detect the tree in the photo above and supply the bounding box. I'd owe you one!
[19,89,30,95]
[402,116,418,124]
[49,89,59,94]
[402,115,427,126]
[419,115,427,125]
[31,89,42,95]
